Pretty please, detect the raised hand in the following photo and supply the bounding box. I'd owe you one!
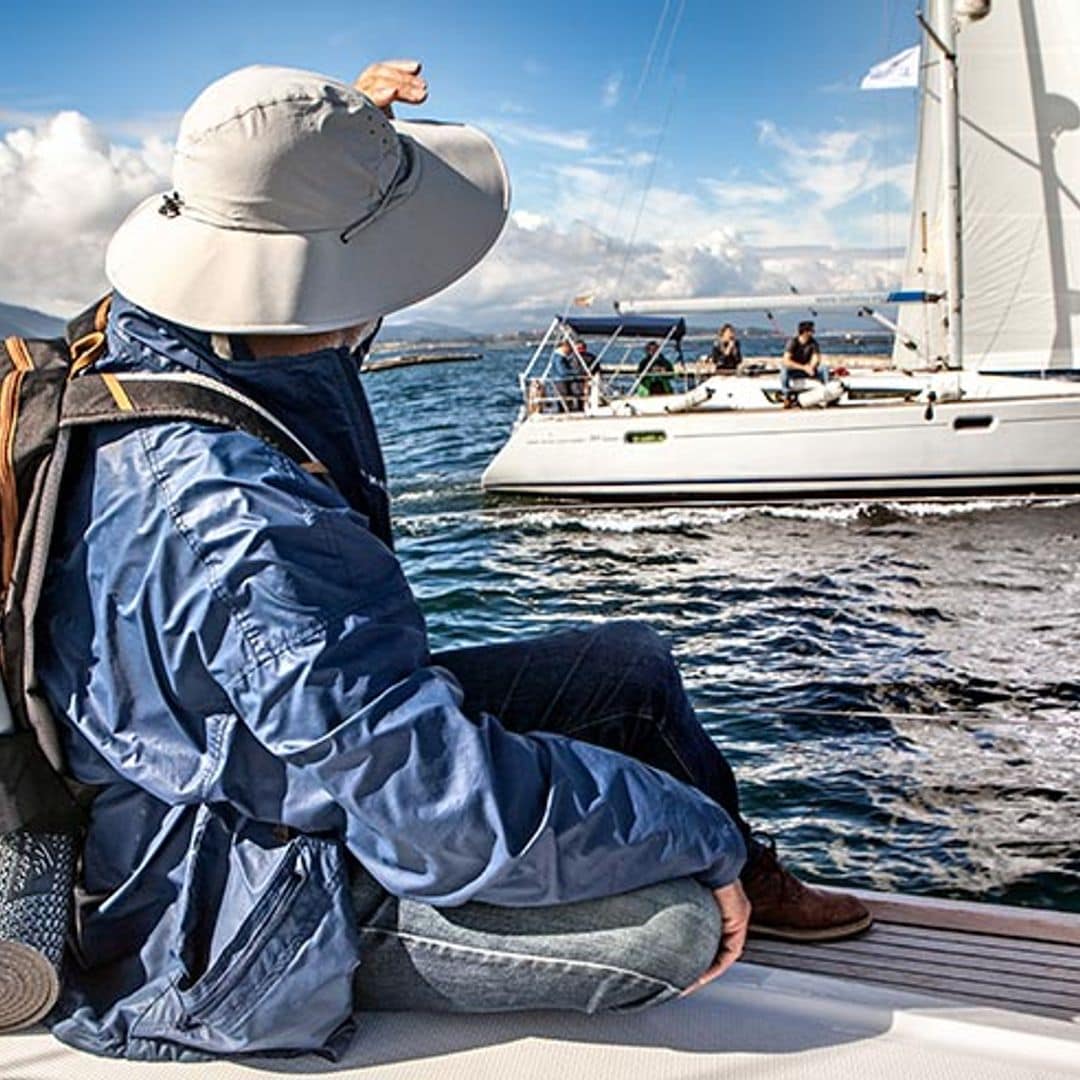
[354,60,429,118]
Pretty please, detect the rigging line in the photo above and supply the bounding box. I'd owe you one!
[611,0,686,298]
[612,88,677,297]
[880,0,891,256]
[657,0,687,83]
[635,0,673,102]
[557,0,683,320]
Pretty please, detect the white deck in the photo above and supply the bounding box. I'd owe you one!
[3,964,1077,1080]
[3,893,1078,1080]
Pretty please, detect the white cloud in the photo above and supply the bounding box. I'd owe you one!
[105,112,183,142]
[481,118,592,152]
[404,216,763,330]
[403,215,902,332]
[401,117,913,330]
[0,110,908,334]
[0,106,51,128]
[757,119,913,215]
[699,178,791,207]
[0,111,169,313]
[601,73,621,109]
[583,149,655,169]
[510,209,547,231]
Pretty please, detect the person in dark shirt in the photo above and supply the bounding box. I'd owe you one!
[780,320,830,404]
[708,323,743,373]
[637,340,675,395]
[574,339,599,374]
[550,339,586,411]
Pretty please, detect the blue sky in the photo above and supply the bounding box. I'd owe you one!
[3,0,921,328]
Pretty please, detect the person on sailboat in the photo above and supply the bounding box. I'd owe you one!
[780,320,830,405]
[550,338,585,411]
[637,339,676,394]
[34,61,870,1063]
[574,338,599,373]
[708,323,743,373]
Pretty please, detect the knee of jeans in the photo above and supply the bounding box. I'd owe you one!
[591,621,677,684]
[629,879,722,992]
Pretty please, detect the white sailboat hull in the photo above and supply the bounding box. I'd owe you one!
[482,377,1080,501]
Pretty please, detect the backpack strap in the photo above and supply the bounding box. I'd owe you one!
[60,371,331,478]
[0,370,333,837]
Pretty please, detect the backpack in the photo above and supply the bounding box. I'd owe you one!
[0,296,331,1031]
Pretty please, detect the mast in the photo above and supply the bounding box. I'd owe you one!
[919,0,964,368]
[939,0,963,369]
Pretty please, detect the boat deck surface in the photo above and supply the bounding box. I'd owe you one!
[745,887,1080,1024]
[3,891,1078,1079]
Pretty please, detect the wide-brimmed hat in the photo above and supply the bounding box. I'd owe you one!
[106,65,509,333]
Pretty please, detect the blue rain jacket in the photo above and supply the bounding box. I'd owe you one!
[38,297,746,1061]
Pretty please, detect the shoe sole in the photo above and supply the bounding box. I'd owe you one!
[748,911,874,943]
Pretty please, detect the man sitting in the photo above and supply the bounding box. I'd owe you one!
[637,340,676,395]
[780,320,830,406]
[36,60,870,1064]
[708,323,743,373]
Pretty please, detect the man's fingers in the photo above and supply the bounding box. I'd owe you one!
[362,62,427,92]
[680,881,750,998]
[353,60,429,116]
[364,78,429,105]
[379,58,423,74]
[679,961,724,998]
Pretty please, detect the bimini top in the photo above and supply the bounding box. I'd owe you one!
[560,314,686,341]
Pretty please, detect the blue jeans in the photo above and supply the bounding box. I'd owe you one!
[351,622,752,1014]
[780,363,830,393]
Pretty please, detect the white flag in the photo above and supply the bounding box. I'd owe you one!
[860,45,920,90]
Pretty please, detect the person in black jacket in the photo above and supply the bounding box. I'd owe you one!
[780,320,830,404]
[708,324,743,373]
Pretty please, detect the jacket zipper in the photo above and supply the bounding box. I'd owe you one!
[177,850,308,1027]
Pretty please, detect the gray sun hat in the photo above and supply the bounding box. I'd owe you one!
[105,65,510,333]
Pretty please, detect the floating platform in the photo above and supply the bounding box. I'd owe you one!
[361,352,483,373]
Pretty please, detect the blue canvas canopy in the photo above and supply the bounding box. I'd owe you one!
[560,315,686,341]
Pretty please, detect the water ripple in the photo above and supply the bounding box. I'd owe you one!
[369,346,1080,912]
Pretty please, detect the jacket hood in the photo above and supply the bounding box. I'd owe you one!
[101,295,392,546]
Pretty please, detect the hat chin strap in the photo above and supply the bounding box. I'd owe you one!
[339,140,420,244]
[343,318,380,350]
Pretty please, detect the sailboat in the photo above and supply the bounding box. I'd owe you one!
[482,0,1080,503]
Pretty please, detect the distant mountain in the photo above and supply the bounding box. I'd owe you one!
[378,318,484,345]
[0,301,65,339]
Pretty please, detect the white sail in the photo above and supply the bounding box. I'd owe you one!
[896,0,1080,371]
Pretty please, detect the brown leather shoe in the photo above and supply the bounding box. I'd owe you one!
[742,840,872,942]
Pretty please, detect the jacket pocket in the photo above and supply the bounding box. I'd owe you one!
[176,837,311,1026]
[132,829,360,1056]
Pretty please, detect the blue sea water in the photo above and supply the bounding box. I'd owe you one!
[366,344,1080,913]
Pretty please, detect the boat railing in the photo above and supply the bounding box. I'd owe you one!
[519,317,703,415]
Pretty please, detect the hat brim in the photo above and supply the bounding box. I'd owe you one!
[105,119,509,334]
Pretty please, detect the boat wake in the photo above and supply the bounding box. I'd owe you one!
[396,494,1080,535]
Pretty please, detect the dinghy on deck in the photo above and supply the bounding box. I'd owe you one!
[3,890,1077,1079]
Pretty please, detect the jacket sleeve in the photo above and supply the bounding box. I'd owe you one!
[194,441,747,906]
